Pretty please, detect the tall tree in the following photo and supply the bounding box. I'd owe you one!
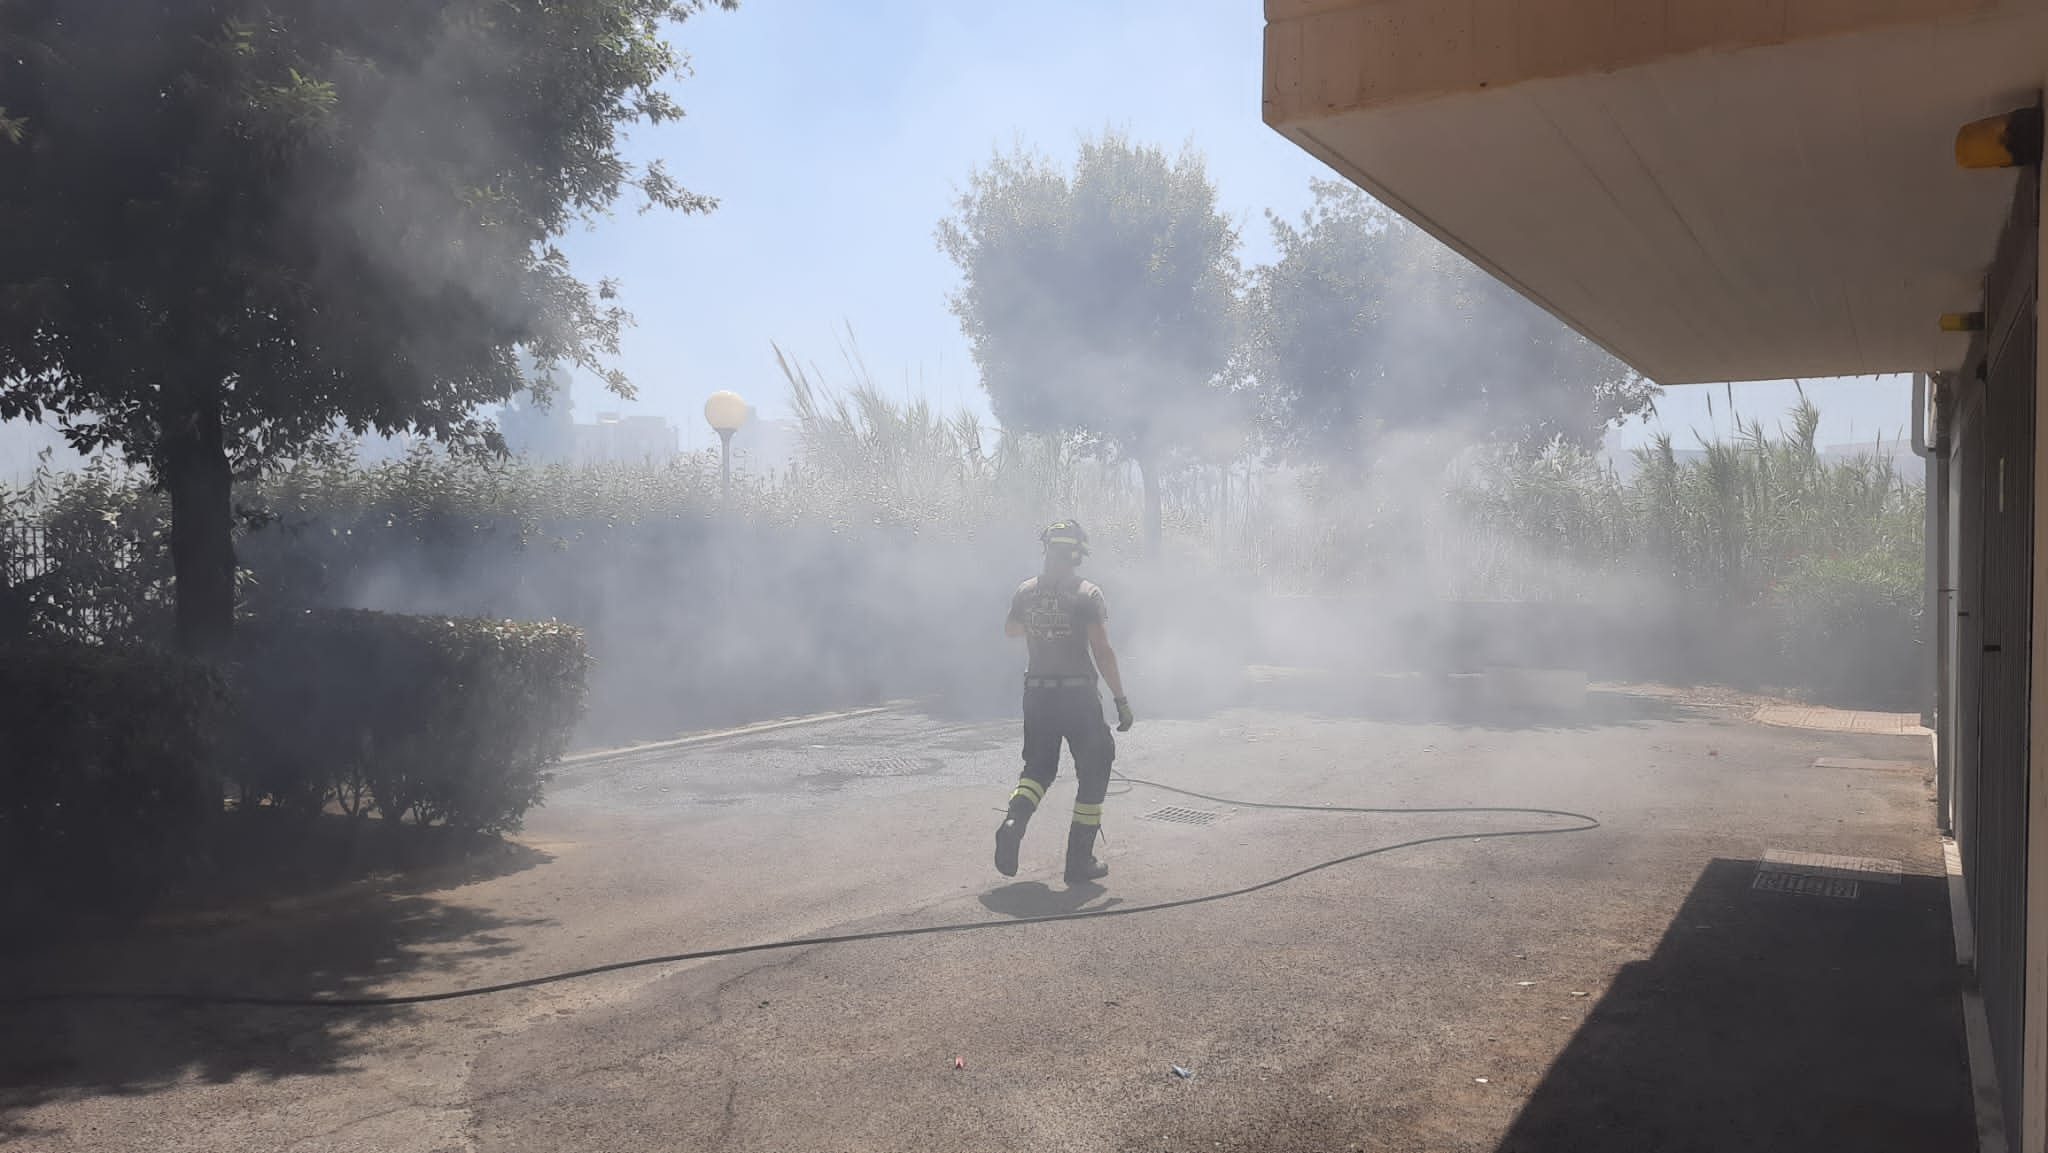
[938,134,1240,555]
[0,0,733,652]
[1248,179,1655,472]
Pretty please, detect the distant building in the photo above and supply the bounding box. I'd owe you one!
[729,416,801,477]
[497,388,577,461]
[575,413,679,466]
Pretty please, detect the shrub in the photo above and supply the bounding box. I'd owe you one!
[4,394,1927,719]
[231,610,590,833]
[1771,552,1923,709]
[2,458,174,645]
[0,641,227,913]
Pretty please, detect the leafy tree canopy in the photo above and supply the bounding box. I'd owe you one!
[0,0,733,646]
[938,134,1241,551]
[1248,179,1655,470]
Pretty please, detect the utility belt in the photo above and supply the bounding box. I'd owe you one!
[1024,676,1097,690]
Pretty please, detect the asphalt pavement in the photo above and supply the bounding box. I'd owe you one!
[0,687,1973,1152]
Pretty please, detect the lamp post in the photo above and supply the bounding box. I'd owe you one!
[703,390,749,504]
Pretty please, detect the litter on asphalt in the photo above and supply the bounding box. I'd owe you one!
[1171,1065,1195,1080]
[954,1056,965,1069]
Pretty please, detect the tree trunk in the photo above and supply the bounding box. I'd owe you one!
[1217,463,1229,559]
[164,393,236,655]
[1139,456,1162,559]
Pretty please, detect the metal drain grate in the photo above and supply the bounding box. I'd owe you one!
[1758,849,1902,884]
[1812,757,1923,774]
[1143,806,1222,826]
[844,756,928,778]
[1753,871,1861,899]
[1751,848,1904,901]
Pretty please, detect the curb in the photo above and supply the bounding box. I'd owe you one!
[560,702,914,767]
[1947,834,2010,1153]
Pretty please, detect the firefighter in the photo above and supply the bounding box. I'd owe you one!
[995,519,1135,884]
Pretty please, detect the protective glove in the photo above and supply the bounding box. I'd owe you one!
[1114,696,1135,732]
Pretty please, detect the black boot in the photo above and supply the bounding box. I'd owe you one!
[994,798,1034,877]
[1064,822,1108,885]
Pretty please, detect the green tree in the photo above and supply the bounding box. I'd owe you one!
[1247,179,1654,473]
[0,0,733,652]
[938,134,1240,556]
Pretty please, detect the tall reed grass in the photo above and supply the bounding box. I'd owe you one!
[5,380,1923,707]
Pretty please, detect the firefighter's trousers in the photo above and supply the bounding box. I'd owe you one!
[1007,680,1115,826]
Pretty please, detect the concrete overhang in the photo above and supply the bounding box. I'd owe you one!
[1264,0,2048,384]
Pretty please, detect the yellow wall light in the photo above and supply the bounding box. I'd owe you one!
[1956,106,2043,170]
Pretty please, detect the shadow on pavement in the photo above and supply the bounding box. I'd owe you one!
[175,812,554,912]
[1496,857,1973,1153]
[5,811,553,950]
[0,817,553,1138]
[978,880,1122,919]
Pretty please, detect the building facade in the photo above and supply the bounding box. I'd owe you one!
[1265,0,2045,1143]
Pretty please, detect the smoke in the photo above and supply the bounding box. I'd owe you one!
[3,0,1884,737]
[233,154,1692,743]
[233,406,1646,749]
[228,72,1697,740]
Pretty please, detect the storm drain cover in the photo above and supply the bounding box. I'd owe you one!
[1143,806,1222,826]
[1753,872,1863,899]
[1752,849,1904,900]
[1813,757,1924,774]
[843,757,929,778]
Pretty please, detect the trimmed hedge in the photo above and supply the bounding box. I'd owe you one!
[0,642,228,910]
[231,610,590,833]
[0,613,586,922]
[1771,554,1923,710]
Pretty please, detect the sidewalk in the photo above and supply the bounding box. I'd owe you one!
[1498,851,1969,1152]
[1754,704,1932,736]
[0,693,1979,1152]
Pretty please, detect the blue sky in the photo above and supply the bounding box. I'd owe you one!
[0,2,1913,485]
[547,2,1912,456]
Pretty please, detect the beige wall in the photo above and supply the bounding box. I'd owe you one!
[1265,0,1998,126]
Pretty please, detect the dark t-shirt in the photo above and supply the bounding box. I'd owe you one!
[1009,575,1108,680]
